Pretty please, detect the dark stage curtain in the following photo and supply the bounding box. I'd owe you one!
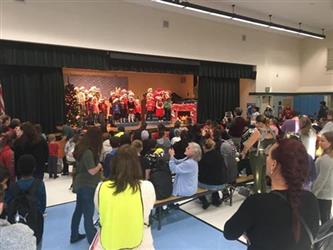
[109,59,199,75]
[199,61,256,79]
[198,77,239,123]
[0,66,64,133]
[0,40,109,70]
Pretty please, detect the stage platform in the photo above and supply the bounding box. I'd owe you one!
[108,120,174,133]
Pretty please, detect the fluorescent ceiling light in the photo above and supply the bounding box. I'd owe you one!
[233,18,269,27]
[299,32,324,40]
[152,0,325,40]
[269,26,300,35]
[209,12,232,19]
[184,6,211,15]
[270,26,323,39]
[151,0,183,8]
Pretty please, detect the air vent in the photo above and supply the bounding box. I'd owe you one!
[163,20,169,28]
[327,48,333,71]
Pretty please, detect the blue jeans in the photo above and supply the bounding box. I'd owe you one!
[70,186,96,244]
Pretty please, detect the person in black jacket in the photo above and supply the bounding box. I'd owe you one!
[224,139,320,250]
[173,130,189,160]
[13,122,48,180]
[198,138,227,209]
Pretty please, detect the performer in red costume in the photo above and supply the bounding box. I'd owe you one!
[127,96,136,123]
[155,96,165,121]
[146,93,155,121]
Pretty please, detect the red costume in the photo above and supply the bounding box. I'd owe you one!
[155,100,165,119]
[146,99,155,112]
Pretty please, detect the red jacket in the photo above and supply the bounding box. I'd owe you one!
[0,145,15,181]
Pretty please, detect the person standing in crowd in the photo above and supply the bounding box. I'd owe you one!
[224,139,320,250]
[103,136,120,179]
[65,133,81,191]
[171,128,181,145]
[298,116,317,159]
[250,106,260,125]
[228,107,247,150]
[312,131,333,225]
[0,185,37,250]
[318,101,328,121]
[71,127,103,244]
[100,132,111,163]
[6,154,46,249]
[156,128,171,160]
[94,145,156,250]
[241,115,276,193]
[281,112,300,135]
[0,133,15,183]
[9,118,21,130]
[47,134,59,179]
[282,105,295,121]
[168,142,201,196]
[269,118,281,139]
[263,105,274,118]
[56,122,74,176]
[198,138,227,209]
[131,139,146,179]
[169,120,181,140]
[173,130,189,160]
[319,110,333,135]
[132,121,148,141]
[13,122,48,180]
[0,115,11,133]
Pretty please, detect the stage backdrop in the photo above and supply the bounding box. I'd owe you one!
[65,75,128,98]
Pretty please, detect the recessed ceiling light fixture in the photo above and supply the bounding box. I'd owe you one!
[151,0,325,39]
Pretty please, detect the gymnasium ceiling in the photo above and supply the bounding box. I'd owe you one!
[130,0,333,35]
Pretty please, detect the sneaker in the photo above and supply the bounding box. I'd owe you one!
[70,234,86,244]
[211,199,222,207]
[53,175,59,179]
[202,202,210,210]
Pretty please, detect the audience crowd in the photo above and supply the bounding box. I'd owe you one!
[0,101,332,250]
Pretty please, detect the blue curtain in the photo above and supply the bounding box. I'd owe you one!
[293,95,324,119]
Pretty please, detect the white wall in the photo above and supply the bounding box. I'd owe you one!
[299,31,333,92]
[0,0,301,92]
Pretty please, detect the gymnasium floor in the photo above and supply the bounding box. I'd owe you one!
[43,176,247,250]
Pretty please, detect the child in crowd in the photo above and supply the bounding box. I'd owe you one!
[6,154,46,248]
[0,185,37,250]
[65,134,81,190]
[48,134,59,179]
[0,133,15,183]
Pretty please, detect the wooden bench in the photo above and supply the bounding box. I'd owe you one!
[151,188,212,230]
[150,177,254,230]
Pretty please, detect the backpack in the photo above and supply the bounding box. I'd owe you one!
[149,158,173,200]
[7,179,44,243]
[273,191,333,250]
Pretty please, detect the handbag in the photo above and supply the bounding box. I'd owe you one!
[89,231,103,250]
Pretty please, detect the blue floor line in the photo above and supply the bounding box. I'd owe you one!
[43,202,246,250]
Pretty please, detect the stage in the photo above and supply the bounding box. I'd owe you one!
[108,120,175,133]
